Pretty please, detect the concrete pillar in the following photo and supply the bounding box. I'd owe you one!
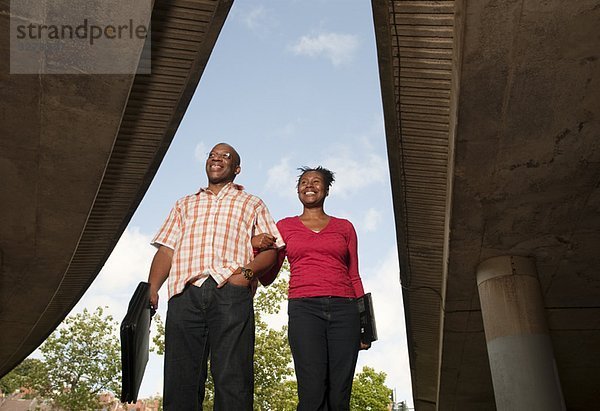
[476,256,565,411]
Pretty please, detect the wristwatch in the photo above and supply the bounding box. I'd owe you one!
[241,267,254,281]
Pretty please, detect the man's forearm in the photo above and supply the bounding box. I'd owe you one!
[245,248,277,278]
[148,246,173,291]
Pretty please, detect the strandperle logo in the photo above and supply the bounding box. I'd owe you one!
[10,0,152,74]
[15,18,148,46]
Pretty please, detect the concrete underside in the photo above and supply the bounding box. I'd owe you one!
[0,0,233,377]
[373,0,600,409]
[1,1,599,409]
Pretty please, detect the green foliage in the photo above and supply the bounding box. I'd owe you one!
[254,262,290,317]
[201,366,215,410]
[350,366,393,411]
[1,261,395,411]
[150,262,396,411]
[1,261,396,411]
[150,314,165,355]
[40,306,121,410]
[253,267,296,410]
[0,358,50,397]
[147,394,164,411]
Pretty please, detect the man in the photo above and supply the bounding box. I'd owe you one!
[147,143,284,410]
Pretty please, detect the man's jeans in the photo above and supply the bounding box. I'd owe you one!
[164,277,254,411]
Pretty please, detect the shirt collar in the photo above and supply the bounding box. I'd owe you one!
[196,182,244,195]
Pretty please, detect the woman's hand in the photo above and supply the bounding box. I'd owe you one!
[251,233,277,249]
[360,341,371,350]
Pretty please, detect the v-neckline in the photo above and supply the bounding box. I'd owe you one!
[296,215,333,234]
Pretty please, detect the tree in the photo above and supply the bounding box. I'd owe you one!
[40,306,121,410]
[350,366,393,411]
[1,272,394,411]
[0,358,50,397]
[150,314,165,356]
[150,263,395,411]
[252,269,297,410]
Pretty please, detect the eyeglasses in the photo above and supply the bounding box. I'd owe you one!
[207,152,232,160]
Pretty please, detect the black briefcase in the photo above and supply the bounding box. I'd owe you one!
[120,281,155,403]
[358,292,378,344]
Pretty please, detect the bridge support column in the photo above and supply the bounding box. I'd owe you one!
[476,255,565,411]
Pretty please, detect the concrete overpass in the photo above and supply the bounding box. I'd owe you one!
[372,0,600,409]
[2,0,599,409]
[0,0,233,378]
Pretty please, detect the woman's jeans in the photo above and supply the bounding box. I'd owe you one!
[164,278,254,411]
[288,297,361,411]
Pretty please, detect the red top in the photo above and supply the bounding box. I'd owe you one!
[276,216,365,299]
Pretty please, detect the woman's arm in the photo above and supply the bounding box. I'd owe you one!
[250,228,286,286]
[347,221,365,298]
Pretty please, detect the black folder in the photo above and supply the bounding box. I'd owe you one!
[120,281,154,403]
[358,292,378,344]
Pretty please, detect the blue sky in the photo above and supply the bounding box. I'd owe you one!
[71,0,413,406]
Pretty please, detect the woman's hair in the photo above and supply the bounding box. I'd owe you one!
[297,166,335,190]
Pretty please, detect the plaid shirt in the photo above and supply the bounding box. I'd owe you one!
[152,182,284,299]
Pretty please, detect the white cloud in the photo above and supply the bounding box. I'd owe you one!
[290,32,359,66]
[263,142,387,200]
[363,207,383,232]
[360,114,386,150]
[323,152,387,198]
[232,4,278,37]
[244,5,267,31]
[71,227,164,320]
[194,142,208,164]
[262,271,290,330]
[70,226,168,399]
[358,247,414,406]
[274,121,298,139]
[96,227,155,291]
[264,157,298,199]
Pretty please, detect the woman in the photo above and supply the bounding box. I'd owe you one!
[253,166,368,411]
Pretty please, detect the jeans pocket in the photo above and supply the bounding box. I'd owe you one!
[226,282,251,293]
